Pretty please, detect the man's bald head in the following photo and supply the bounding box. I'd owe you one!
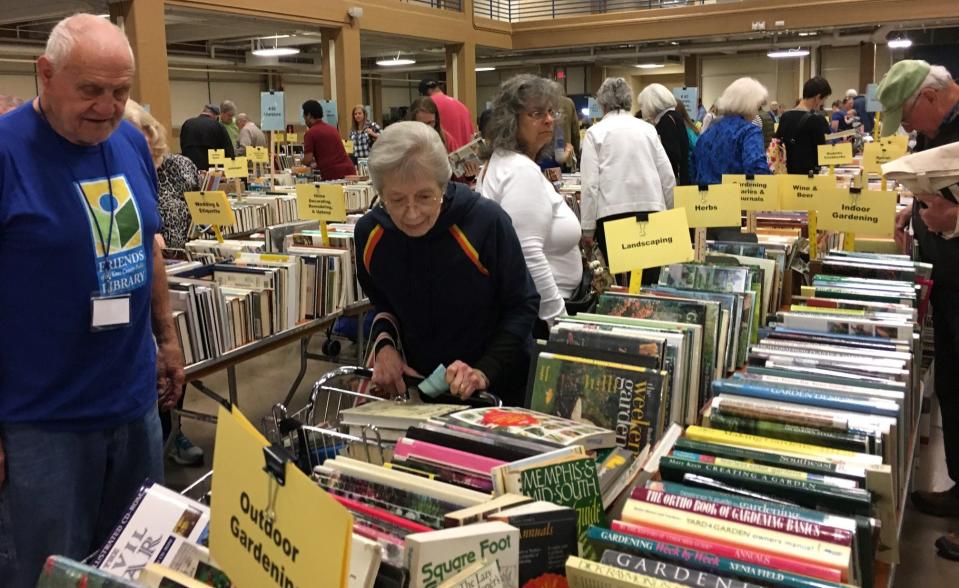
[36,13,135,145]
[45,13,134,71]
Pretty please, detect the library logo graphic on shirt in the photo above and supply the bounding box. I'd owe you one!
[76,175,148,295]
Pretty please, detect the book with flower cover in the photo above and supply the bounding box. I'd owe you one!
[439,406,616,451]
[528,352,668,452]
[489,502,578,587]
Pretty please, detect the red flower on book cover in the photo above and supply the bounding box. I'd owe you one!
[480,408,540,427]
[523,573,568,588]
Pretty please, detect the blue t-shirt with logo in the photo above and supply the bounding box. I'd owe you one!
[0,103,161,430]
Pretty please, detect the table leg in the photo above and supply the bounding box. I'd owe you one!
[227,366,238,407]
[282,335,311,409]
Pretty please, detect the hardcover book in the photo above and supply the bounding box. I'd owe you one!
[489,502,578,587]
[441,406,617,450]
[599,549,764,588]
[405,521,520,588]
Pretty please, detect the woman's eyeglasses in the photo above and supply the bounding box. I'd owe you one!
[525,109,557,122]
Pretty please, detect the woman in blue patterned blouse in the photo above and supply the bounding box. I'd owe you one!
[692,77,771,185]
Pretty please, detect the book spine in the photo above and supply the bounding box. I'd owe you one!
[710,380,894,417]
[650,480,852,529]
[395,439,506,475]
[658,456,871,515]
[706,413,871,454]
[610,520,843,583]
[631,487,853,546]
[566,556,687,588]
[672,438,860,479]
[714,396,849,431]
[620,499,850,572]
[669,449,860,490]
[599,550,764,588]
[684,425,871,461]
[586,526,846,588]
[331,495,433,534]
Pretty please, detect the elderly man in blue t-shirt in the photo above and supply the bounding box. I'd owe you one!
[0,14,183,586]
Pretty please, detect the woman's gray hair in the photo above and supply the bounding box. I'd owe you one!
[715,77,769,119]
[368,121,451,194]
[45,14,133,69]
[596,77,632,113]
[484,74,562,156]
[637,83,677,122]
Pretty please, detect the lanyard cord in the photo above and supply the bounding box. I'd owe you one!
[36,97,117,291]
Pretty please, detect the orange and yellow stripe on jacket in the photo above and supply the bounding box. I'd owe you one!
[362,224,384,273]
[449,224,489,276]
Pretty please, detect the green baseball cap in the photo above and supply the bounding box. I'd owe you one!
[876,59,931,137]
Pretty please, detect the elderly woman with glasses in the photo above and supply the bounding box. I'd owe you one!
[479,74,583,336]
[581,77,675,284]
[355,122,539,404]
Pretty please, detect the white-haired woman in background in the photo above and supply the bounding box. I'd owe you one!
[479,74,582,336]
[123,100,204,467]
[692,77,771,185]
[638,83,690,185]
[580,77,675,285]
[355,121,539,405]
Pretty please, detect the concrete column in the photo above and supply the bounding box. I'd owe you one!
[683,55,700,89]
[445,41,477,119]
[110,0,172,135]
[371,74,383,125]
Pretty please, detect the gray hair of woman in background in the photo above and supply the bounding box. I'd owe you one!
[637,83,678,123]
[484,73,563,159]
[368,121,451,195]
[596,77,633,113]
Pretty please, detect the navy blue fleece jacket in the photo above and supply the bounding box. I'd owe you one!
[355,182,540,405]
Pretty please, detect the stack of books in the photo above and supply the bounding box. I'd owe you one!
[572,250,926,588]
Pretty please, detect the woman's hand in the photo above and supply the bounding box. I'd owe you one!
[463,161,481,178]
[445,360,489,400]
[372,346,420,398]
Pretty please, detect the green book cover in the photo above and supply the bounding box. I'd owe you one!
[707,412,873,454]
[516,456,605,559]
[529,352,667,451]
[658,455,873,515]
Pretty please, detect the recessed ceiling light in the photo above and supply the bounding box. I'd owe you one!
[768,48,810,58]
[797,31,818,37]
[635,63,665,69]
[888,38,913,49]
[96,13,110,18]
[670,41,680,46]
[252,47,300,57]
[377,57,416,66]
[475,66,496,72]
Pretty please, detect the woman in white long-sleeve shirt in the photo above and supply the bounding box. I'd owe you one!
[581,77,676,285]
[478,74,582,331]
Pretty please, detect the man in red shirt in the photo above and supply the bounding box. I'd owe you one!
[419,78,476,151]
[302,100,356,180]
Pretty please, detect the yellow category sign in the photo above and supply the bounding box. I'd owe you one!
[210,405,352,588]
[343,140,354,155]
[224,157,249,178]
[863,137,909,176]
[816,189,897,238]
[722,174,781,211]
[817,143,854,166]
[248,146,270,164]
[604,207,694,274]
[779,174,835,211]
[287,133,299,143]
[295,183,348,222]
[208,149,226,165]
[184,191,237,226]
[673,184,742,228]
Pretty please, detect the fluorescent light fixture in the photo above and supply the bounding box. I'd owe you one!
[635,63,665,69]
[377,51,416,67]
[670,41,680,46]
[252,47,300,57]
[797,31,818,37]
[475,66,496,72]
[768,48,810,58]
[96,13,110,18]
[581,107,590,116]
[888,38,913,49]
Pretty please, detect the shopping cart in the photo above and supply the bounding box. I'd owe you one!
[268,365,501,476]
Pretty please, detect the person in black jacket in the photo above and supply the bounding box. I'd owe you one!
[880,61,959,525]
[775,77,832,175]
[637,83,690,185]
[355,121,540,405]
[178,104,235,170]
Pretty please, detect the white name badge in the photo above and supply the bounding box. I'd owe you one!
[91,294,131,331]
